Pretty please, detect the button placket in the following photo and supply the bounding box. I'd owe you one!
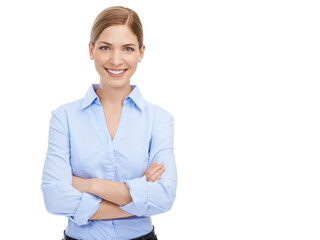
[105,139,115,180]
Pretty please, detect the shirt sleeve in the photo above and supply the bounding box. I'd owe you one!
[41,107,101,226]
[120,107,177,216]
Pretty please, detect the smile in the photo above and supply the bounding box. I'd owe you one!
[104,68,127,75]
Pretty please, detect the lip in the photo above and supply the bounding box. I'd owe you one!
[104,67,127,77]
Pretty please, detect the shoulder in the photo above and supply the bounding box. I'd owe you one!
[49,99,84,133]
[143,101,174,133]
[144,100,174,120]
[50,98,83,119]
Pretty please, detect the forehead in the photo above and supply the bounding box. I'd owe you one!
[96,25,138,45]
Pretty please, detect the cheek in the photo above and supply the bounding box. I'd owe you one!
[94,53,107,66]
[126,55,139,68]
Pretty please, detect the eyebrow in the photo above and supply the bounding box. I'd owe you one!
[97,41,136,47]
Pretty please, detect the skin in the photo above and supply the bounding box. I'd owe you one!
[72,162,166,220]
[89,25,145,109]
[71,25,165,220]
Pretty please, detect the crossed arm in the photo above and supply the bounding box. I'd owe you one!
[71,162,165,220]
[42,107,176,225]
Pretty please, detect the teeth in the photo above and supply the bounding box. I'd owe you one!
[107,69,125,75]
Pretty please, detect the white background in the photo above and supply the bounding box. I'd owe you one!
[0,0,319,239]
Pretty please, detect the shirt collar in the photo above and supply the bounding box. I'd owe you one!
[125,84,145,112]
[80,84,145,111]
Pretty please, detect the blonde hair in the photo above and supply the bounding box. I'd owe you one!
[90,6,144,49]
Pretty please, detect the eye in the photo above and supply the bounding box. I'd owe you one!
[100,46,110,50]
[124,47,134,52]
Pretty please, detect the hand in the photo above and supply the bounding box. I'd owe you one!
[143,161,165,182]
[72,175,91,193]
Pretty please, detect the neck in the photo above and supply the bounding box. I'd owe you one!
[96,81,132,109]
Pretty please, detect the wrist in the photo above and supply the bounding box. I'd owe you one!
[87,178,96,194]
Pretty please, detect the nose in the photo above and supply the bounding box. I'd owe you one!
[110,50,123,66]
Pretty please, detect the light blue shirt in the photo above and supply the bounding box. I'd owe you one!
[41,84,177,240]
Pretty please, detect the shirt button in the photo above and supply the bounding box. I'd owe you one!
[107,165,114,169]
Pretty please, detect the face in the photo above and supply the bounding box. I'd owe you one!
[89,25,145,89]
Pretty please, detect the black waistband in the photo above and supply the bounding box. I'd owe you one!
[131,226,157,240]
[63,226,157,240]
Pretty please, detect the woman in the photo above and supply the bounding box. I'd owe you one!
[41,6,177,240]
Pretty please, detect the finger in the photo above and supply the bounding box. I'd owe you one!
[144,161,157,176]
[146,163,164,179]
[151,167,166,182]
[156,167,166,176]
[145,165,161,182]
[151,166,165,177]
[144,161,161,176]
[150,167,165,182]
[147,165,165,182]
[149,173,158,182]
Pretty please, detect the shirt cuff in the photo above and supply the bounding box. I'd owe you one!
[120,176,148,216]
[71,192,101,226]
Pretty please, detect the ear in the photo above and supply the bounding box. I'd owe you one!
[89,42,94,59]
[139,45,145,61]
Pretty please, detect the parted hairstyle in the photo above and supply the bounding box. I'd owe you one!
[90,6,144,49]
